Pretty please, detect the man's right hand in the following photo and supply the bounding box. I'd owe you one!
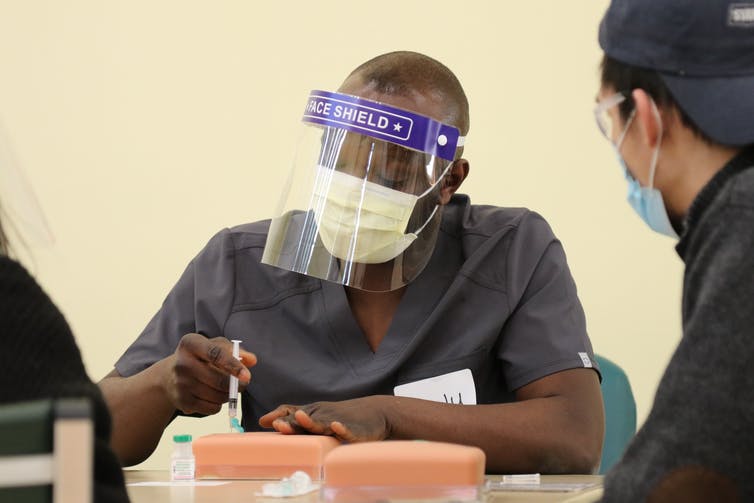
[164,333,257,415]
[99,333,256,466]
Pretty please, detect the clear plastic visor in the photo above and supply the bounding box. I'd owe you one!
[316,126,450,195]
[0,121,54,254]
[261,124,452,291]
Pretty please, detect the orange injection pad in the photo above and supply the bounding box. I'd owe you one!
[194,432,340,480]
[322,440,486,501]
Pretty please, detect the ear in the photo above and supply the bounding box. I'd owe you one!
[439,159,469,205]
[631,89,662,149]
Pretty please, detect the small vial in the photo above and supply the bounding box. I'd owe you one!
[171,434,195,481]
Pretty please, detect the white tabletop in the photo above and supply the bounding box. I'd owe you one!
[125,470,603,503]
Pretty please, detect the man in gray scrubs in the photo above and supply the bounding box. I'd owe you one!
[100,51,604,474]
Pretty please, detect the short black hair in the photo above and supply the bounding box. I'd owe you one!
[600,55,714,144]
[346,51,470,135]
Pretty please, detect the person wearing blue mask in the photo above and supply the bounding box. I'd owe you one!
[595,0,754,501]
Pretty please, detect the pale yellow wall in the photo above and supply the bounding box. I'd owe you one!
[0,1,683,471]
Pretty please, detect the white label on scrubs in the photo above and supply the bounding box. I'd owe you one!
[578,352,593,368]
[394,368,476,405]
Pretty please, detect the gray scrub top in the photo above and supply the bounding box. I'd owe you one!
[116,194,599,431]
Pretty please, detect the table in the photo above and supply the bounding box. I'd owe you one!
[125,470,603,503]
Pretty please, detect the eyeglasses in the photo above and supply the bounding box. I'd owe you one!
[594,92,635,145]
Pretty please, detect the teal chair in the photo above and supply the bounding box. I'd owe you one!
[594,354,637,474]
[0,398,93,503]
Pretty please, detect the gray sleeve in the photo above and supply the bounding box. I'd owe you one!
[497,212,599,390]
[114,229,237,377]
[603,184,754,501]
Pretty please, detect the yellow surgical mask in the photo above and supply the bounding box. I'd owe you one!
[312,165,441,264]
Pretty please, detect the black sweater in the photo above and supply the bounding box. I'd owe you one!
[601,147,754,502]
[0,255,129,502]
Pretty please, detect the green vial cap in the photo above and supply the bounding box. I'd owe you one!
[173,434,192,443]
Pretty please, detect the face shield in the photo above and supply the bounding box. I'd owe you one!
[261,90,465,292]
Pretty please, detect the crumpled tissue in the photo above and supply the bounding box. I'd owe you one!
[257,471,319,497]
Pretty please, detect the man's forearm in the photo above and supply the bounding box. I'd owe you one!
[98,359,176,466]
[382,395,601,474]
[381,369,604,475]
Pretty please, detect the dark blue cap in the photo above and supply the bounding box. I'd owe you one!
[599,0,754,146]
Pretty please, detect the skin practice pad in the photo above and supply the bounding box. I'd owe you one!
[322,440,486,502]
[193,432,341,480]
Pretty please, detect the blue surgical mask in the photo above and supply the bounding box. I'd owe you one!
[616,155,678,238]
[613,105,678,239]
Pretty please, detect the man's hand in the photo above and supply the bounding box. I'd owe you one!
[259,396,391,442]
[164,333,257,415]
[100,333,257,466]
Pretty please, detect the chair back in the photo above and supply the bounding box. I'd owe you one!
[0,398,93,503]
[594,354,637,474]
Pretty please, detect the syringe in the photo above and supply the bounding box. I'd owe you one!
[228,339,243,433]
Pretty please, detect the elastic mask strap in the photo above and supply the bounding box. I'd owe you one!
[410,160,455,235]
[416,160,456,200]
[647,100,663,189]
[413,204,440,235]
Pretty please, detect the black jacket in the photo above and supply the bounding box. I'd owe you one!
[0,255,129,502]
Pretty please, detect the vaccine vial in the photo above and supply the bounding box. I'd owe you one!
[171,434,195,481]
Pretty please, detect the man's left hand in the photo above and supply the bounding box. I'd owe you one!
[259,396,391,442]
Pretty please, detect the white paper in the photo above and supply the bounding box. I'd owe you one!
[127,480,228,487]
[394,368,476,404]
